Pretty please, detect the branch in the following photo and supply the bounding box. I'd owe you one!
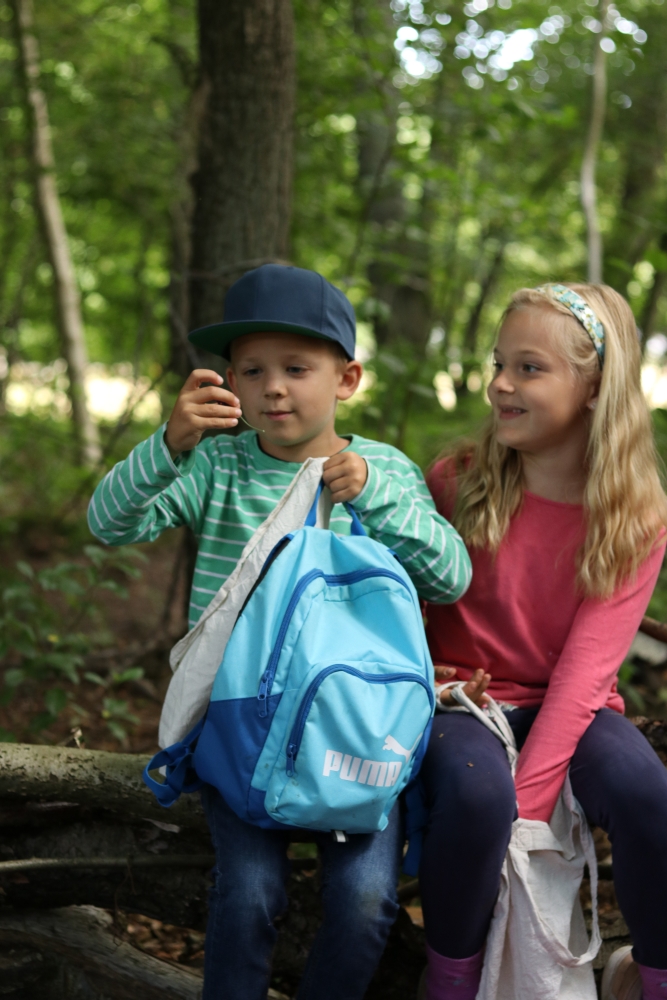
[0,855,214,873]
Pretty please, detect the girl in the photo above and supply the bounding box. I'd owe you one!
[419,283,667,1000]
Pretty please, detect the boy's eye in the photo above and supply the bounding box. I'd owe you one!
[242,367,261,377]
[492,361,503,372]
[286,365,307,375]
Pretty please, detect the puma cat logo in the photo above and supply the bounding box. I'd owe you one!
[382,735,419,761]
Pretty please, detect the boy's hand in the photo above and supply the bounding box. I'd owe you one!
[323,452,368,504]
[436,667,491,708]
[165,370,242,458]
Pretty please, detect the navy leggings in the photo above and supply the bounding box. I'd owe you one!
[419,707,667,968]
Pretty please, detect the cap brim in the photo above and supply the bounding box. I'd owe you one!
[188,320,349,358]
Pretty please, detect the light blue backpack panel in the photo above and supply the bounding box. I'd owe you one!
[144,496,435,836]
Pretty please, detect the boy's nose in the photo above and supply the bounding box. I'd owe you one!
[264,381,287,397]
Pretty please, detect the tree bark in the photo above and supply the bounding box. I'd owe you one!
[10,0,101,467]
[0,743,207,832]
[188,0,295,335]
[640,233,667,344]
[580,0,610,285]
[0,906,204,1000]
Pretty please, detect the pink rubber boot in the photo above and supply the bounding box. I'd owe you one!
[423,943,483,1000]
[639,961,667,1000]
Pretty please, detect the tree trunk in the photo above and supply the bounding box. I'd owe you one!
[462,239,506,357]
[10,0,101,467]
[188,0,295,335]
[580,0,610,285]
[640,233,667,344]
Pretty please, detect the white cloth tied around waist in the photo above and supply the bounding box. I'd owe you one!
[442,684,601,1000]
[158,456,330,749]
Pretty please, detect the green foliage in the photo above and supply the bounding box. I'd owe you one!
[0,544,146,737]
[2,0,667,728]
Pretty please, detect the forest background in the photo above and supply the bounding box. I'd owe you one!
[2,0,667,750]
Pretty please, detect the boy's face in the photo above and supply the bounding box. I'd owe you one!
[226,332,362,453]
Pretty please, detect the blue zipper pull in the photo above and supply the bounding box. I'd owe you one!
[257,674,270,717]
[286,742,297,776]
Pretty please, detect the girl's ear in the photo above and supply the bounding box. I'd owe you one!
[586,381,600,411]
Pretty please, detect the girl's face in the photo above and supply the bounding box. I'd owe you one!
[488,305,597,457]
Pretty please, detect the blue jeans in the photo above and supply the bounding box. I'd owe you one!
[201,785,402,1000]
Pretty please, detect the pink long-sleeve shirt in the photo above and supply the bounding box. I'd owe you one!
[425,458,665,822]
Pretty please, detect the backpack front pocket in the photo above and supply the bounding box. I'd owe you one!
[263,662,433,834]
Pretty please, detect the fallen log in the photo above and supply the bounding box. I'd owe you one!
[0,905,204,1000]
[639,615,667,647]
[0,744,207,832]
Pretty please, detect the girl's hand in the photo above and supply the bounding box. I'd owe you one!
[165,370,242,457]
[438,668,492,708]
[323,452,368,503]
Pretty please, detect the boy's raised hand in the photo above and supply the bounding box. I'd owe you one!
[323,452,368,504]
[165,370,242,458]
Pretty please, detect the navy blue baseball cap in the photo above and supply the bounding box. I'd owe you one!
[188,264,356,360]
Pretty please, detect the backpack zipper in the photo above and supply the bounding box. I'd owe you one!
[257,567,412,716]
[284,664,434,776]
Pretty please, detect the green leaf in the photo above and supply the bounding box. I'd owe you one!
[4,669,25,688]
[44,687,68,718]
[84,671,107,687]
[101,697,139,723]
[111,667,144,684]
[16,561,34,579]
[106,720,127,741]
[0,728,17,743]
[29,712,56,733]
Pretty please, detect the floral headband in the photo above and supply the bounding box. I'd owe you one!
[534,283,605,369]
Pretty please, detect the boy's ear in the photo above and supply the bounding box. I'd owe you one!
[226,366,238,396]
[336,360,363,402]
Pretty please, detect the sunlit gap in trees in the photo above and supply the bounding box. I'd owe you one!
[1,356,162,425]
[391,0,647,92]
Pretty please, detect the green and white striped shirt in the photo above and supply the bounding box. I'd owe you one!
[88,427,471,627]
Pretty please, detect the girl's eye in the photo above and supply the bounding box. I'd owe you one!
[523,364,540,374]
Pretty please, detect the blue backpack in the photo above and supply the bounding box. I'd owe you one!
[143,487,435,836]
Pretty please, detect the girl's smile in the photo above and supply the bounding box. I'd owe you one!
[498,406,527,420]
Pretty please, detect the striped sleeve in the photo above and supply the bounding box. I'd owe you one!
[87,423,213,545]
[350,448,472,603]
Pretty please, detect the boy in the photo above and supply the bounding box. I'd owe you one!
[88,264,471,1000]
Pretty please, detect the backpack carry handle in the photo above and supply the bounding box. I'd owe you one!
[305,480,366,536]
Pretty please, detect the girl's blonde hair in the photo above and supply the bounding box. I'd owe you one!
[450,283,667,599]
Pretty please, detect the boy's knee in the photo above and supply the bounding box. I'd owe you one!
[210,862,288,923]
[323,869,399,927]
